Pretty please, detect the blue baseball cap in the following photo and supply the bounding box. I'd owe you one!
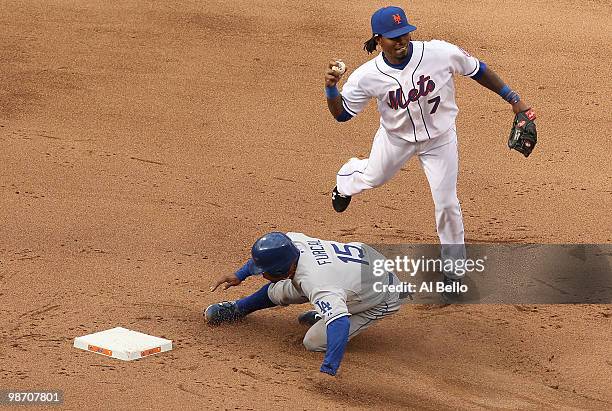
[371,6,417,38]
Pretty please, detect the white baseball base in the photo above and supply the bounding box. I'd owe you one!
[73,327,172,361]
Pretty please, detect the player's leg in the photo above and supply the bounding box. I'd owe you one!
[302,297,403,352]
[336,126,417,197]
[417,127,466,278]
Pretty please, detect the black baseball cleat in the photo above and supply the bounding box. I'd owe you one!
[298,310,322,326]
[441,274,463,299]
[331,186,351,213]
[204,301,245,326]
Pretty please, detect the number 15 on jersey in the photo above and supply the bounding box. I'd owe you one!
[331,243,369,265]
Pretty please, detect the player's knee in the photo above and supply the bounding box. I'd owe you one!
[436,204,461,215]
[302,334,326,352]
[433,195,460,212]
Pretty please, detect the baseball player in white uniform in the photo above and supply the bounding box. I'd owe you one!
[325,6,536,285]
[205,232,407,376]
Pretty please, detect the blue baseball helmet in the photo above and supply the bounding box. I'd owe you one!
[250,232,300,277]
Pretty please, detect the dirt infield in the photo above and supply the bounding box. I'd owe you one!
[1,0,610,409]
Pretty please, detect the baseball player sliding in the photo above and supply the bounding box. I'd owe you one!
[205,232,407,376]
[326,6,537,286]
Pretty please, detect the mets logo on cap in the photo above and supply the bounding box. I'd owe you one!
[371,6,417,37]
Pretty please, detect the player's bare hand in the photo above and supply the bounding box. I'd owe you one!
[511,100,530,114]
[210,273,241,292]
[325,60,343,88]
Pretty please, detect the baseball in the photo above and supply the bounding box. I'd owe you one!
[332,60,346,75]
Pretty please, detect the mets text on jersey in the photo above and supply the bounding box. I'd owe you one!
[387,75,436,110]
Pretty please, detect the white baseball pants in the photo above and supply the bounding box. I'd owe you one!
[336,126,466,274]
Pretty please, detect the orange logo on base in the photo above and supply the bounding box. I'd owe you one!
[88,345,112,356]
[393,14,402,24]
[141,347,161,357]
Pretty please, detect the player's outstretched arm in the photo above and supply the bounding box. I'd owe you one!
[474,67,530,114]
[473,65,538,156]
[209,273,242,292]
[210,259,255,291]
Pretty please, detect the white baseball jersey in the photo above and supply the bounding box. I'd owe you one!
[340,40,480,142]
[270,232,394,325]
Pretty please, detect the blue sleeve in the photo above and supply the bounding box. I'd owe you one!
[320,316,350,376]
[235,259,256,281]
[471,61,487,80]
[335,108,353,122]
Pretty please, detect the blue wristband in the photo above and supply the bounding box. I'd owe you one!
[499,85,520,104]
[499,84,511,98]
[325,85,339,99]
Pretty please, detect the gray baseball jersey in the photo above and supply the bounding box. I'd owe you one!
[267,232,393,325]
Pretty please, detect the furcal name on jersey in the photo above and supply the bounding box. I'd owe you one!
[387,74,436,110]
[307,240,332,265]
